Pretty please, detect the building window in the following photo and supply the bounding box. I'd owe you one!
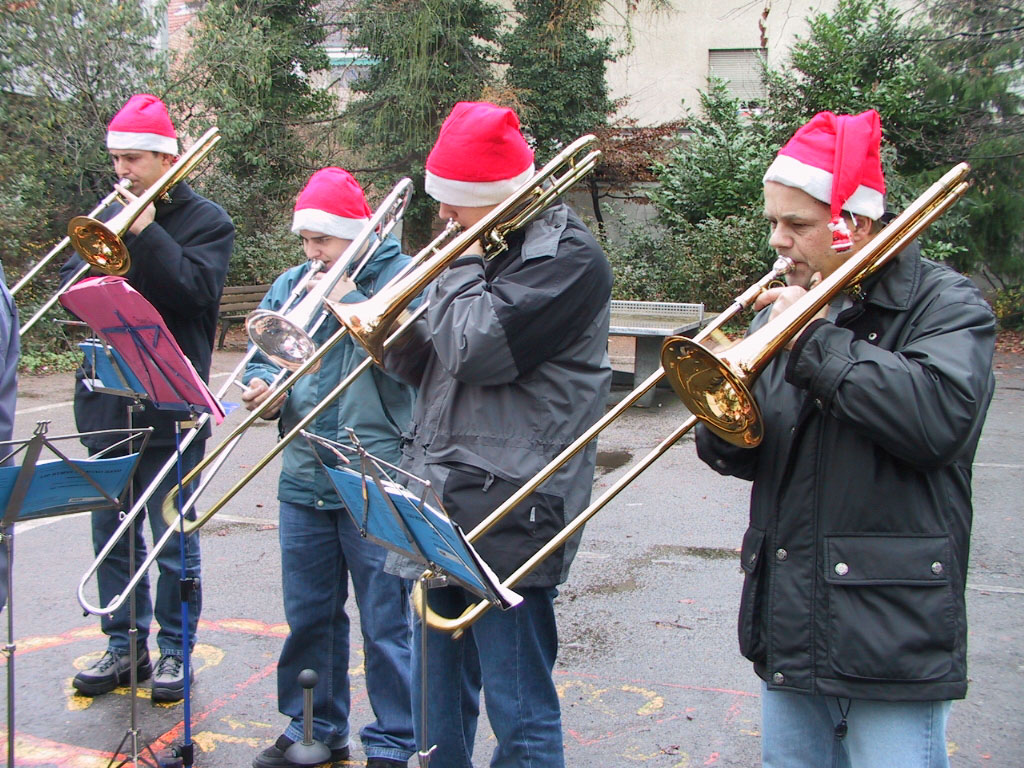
[709,48,767,114]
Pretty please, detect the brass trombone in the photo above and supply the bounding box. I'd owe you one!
[16,181,133,337]
[332,134,603,364]
[662,162,972,447]
[20,128,221,336]
[414,161,972,637]
[67,126,221,275]
[12,180,131,297]
[159,134,603,534]
[78,175,413,617]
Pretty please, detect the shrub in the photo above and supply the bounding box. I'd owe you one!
[992,286,1024,330]
[606,214,774,311]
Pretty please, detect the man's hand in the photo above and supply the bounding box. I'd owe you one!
[307,271,357,302]
[121,187,156,235]
[753,272,826,349]
[240,378,286,418]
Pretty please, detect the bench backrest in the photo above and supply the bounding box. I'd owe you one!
[219,284,271,315]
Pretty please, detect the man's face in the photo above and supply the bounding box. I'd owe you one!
[299,230,353,270]
[438,202,497,231]
[763,181,868,289]
[109,150,174,195]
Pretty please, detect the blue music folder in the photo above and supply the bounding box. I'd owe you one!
[0,454,138,520]
[309,436,520,609]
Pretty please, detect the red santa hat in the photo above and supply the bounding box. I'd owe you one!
[291,167,372,240]
[425,101,536,207]
[763,109,886,251]
[106,94,179,155]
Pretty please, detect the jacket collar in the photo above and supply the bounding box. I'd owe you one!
[157,181,194,211]
[857,239,922,312]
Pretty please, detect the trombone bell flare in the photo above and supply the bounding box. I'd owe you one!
[662,338,763,447]
[66,217,131,275]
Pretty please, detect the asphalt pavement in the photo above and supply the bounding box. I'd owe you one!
[1,342,1021,767]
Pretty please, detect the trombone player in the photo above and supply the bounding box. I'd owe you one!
[241,167,416,768]
[383,101,613,767]
[61,94,234,702]
[695,110,995,767]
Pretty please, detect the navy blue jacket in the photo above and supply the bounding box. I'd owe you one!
[61,182,234,449]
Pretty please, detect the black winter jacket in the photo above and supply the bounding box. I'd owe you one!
[60,182,234,450]
[696,242,995,702]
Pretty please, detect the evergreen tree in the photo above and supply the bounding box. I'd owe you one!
[0,0,167,363]
[341,0,503,246]
[500,0,616,162]
[922,0,1024,288]
[638,0,1022,318]
[179,0,340,282]
[763,0,1023,281]
[0,0,168,259]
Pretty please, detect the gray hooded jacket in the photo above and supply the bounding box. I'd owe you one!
[386,203,612,587]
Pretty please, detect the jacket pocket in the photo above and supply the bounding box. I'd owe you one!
[824,534,956,681]
[738,525,767,661]
[440,463,565,586]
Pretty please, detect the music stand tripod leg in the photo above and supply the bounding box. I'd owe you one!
[109,401,160,768]
[416,574,437,768]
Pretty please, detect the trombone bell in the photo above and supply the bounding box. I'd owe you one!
[661,338,763,447]
[246,310,320,372]
[66,216,131,275]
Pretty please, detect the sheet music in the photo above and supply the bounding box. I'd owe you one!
[0,454,137,519]
[324,464,522,609]
[60,276,226,423]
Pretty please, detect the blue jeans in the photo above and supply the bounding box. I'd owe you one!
[412,585,564,768]
[761,682,952,768]
[278,500,414,761]
[91,441,202,656]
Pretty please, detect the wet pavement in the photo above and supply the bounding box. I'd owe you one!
[1,343,1022,767]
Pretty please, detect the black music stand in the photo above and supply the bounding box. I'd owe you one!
[303,430,521,768]
[0,421,149,768]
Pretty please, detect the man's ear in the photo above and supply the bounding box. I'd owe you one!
[849,214,875,244]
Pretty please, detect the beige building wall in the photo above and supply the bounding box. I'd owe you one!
[597,0,837,125]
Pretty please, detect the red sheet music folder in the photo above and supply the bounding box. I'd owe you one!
[60,275,226,424]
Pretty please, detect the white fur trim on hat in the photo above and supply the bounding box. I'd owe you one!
[763,154,884,220]
[425,164,536,207]
[106,130,179,156]
[291,208,370,240]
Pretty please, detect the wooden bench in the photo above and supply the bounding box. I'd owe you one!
[216,284,271,349]
[609,300,705,407]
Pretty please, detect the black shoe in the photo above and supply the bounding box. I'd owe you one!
[252,735,350,768]
[366,759,407,768]
[151,653,194,703]
[73,648,151,696]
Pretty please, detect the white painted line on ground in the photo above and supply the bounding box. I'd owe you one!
[967,583,1024,595]
[15,371,233,417]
